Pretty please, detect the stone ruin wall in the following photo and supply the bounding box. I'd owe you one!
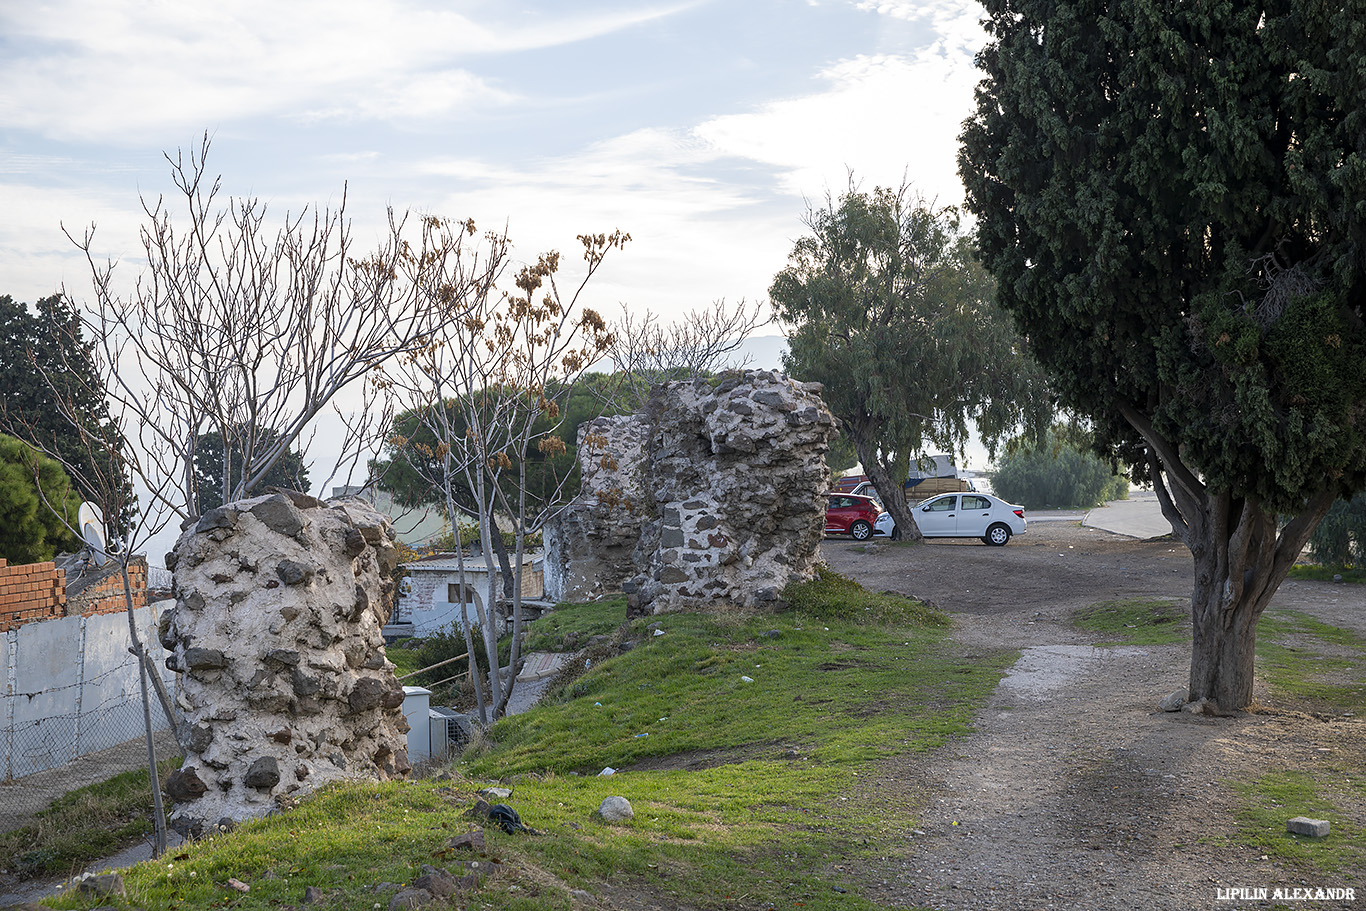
[547,370,833,612]
[159,491,410,834]
[543,414,648,603]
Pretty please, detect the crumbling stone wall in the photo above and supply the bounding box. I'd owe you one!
[543,414,648,603]
[159,491,409,833]
[547,370,833,611]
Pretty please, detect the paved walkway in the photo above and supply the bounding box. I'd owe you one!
[1083,490,1172,540]
[504,651,575,716]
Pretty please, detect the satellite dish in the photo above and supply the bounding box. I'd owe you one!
[78,502,109,567]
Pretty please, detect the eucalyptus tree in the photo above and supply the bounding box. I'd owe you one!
[770,183,1047,540]
[961,0,1366,711]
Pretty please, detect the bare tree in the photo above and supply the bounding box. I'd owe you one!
[389,220,624,722]
[607,297,770,409]
[2,139,494,852]
[3,354,176,856]
[63,134,466,519]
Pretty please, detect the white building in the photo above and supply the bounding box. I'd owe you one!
[392,553,545,638]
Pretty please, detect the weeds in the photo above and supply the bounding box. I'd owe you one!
[0,755,181,879]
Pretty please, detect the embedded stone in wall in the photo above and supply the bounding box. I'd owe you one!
[160,491,409,834]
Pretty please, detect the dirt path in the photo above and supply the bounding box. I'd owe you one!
[823,523,1366,911]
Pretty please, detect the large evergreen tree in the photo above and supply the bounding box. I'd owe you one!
[770,184,1048,540]
[961,0,1366,711]
[192,427,310,511]
[0,433,83,564]
[0,293,133,533]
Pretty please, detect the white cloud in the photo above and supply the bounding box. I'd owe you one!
[0,0,697,142]
[695,48,981,205]
[691,0,986,204]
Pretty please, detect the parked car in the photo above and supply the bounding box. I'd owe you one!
[825,494,881,541]
[873,492,1026,545]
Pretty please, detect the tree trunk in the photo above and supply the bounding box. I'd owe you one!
[488,514,515,598]
[1188,548,1266,712]
[1130,425,1336,714]
[851,434,921,542]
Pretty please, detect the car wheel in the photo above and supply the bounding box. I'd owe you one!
[984,523,1011,546]
[890,525,902,541]
[850,520,873,541]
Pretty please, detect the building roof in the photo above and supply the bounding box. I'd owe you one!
[404,554,542,573]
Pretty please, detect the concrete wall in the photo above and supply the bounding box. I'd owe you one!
[3,601,170,780]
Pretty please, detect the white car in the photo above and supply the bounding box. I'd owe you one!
[873,492,1027,545]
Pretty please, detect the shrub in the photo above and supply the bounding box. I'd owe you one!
[991,431,1129,510]
[1308,494,1366,568]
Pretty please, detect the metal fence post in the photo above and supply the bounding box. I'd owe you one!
[72,616,88,763]
[4,629,16,783]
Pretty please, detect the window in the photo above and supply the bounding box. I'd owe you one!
[926,496,957,512]
[447,583,477,603]
[962,495,990,510]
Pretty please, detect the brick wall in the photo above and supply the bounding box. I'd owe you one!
[66,558,147,617]
[0,556,147,632]
[0,558,66,632]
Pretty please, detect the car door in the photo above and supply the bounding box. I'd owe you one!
[957,494,994,537]
[826,496,854,533]
[916,495,958,536]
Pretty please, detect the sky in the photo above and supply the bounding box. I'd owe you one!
[1,0,995,548]
[2,0,987,316]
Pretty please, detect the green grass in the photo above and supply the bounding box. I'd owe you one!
[1287,564,1366,583]
[40,579,1011,911]
[1225,771,1366,876]
[780,563,950,627]
[522,596,628,652]
[1211,611,1366,880]
[0,755,181,879]
[1256,608,1366,713]
[1072,598,1189,645]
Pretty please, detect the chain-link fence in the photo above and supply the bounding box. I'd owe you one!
[1,603,175,828]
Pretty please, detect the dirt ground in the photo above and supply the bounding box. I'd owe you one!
[822,521,1366,911]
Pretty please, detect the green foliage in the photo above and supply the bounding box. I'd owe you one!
[373,381,611,512]
[771,183,1049,527]
[961,0,1366,513]
[0,293,133,532]
[192,426,310,510]
[1307,494,1366,568]
[824,430,859,474]
[425,526,542,553]
[1072,599,1189,646]
[779,564,949,627]
[0,433,82,563]
[388,624,504,705]
[991,428,1130,510]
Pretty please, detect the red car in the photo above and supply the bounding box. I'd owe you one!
[824,493,881,541]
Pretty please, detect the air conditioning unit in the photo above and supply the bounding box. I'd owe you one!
[428,707,474,762]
